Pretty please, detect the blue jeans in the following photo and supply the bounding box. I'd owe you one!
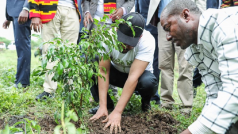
[13,17,31,86]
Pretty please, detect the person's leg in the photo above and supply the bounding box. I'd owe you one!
[136,70,158,111]
[150,33,161,104]
[36,7,61,100]
[158,22,175,108]
[60,6,79,44]
[175,45,193,110]
[227,121,238,134]
[12,17,31,87]
[193,67,202,98]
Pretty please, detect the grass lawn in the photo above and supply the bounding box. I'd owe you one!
[0,49,206,133]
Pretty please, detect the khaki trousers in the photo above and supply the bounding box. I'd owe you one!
[157,22,193,107]
[41,6,79,93]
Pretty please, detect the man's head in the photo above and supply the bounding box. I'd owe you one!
[117,12,145,53]
[160,0,201,49]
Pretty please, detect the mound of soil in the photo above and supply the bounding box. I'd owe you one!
[87,112,179,134]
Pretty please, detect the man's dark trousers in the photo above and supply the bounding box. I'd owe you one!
[135,0,161,102]
[6,0,31,86]
[207,0,221,9]
[90,64,158,108]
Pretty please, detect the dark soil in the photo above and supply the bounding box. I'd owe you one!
[0,115,57,134]
[87,112,179,134]
[1,111,179,134]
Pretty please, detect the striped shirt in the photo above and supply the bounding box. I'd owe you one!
[185,7,238,133]
[221,0,238,8]
[28,0,81,24]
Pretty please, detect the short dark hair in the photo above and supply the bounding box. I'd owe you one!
[162,0,201,17]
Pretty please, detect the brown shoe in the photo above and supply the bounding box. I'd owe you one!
[160,103,173,110]
[180,106,192,118]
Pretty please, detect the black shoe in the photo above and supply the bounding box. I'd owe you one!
[155,99,161,105]
[13,84,29,89]
[142,99,151,112]
[35,91,53,101]
[22,84,29,88]
[88,105,114,114]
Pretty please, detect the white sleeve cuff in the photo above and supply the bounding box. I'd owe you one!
[23,7,29,11]
[188,120,214,134]
[121,7,126,15]
[84,11,90,16]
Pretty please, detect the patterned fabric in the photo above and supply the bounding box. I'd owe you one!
[221,0,238,8]
[185,7,238,133]
[28,0,81,24]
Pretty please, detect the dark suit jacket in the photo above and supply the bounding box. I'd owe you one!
[207,0,221,9]
[6,0,29,20]
[135,0,158,35]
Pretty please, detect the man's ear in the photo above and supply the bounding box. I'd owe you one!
[181,8,190,23]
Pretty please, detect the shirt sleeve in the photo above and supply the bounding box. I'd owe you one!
[28,0,41,18]
[195,11,238,133]
[99,42,111,56]
[135,32,155,63]
[188,120,215,134]
[221,0,232,8]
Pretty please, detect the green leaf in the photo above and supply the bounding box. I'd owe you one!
[103,15,109,20]
[87,69,93,78]
[2,124,10,134]
[57,63,64,75]
[126,21,132,27]
[69,110,78,122]
[76,128,83,134]
[63,59,69,68]
[54,125,61,134]
[66,123,76,134]
[127,16,134,21]
[130,27,135,37]
[109,9,115,14]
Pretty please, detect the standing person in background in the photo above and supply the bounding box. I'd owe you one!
[221,0,238,8]
[147,0,194,115]
[3,0,31,88]
[135,0,161,104]
[83,0,135,29]
[29,0,82,100]
[78,1,85,43]
[83,0,135,114]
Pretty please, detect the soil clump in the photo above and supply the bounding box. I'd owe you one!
[87,112,179,134]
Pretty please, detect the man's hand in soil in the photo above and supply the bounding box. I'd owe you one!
[110,8,123,22]
[30,17,42,33]
[2,20,11,29]
[18,9,28,24]
[84,12,93,27]
[103,110,121,134]
[89,106,108,122]
[180,129,192,134]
